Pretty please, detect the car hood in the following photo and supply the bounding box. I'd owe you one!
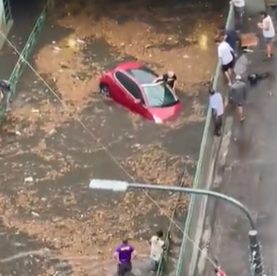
[148,102,183,123]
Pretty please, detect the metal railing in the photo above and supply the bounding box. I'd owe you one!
[174,5,235,276]
[0,0,52,123]
[3,0,12,24]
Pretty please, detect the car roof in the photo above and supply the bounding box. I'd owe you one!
[125,67,157,85]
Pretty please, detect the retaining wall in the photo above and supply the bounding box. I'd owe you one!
[174,6,235,276]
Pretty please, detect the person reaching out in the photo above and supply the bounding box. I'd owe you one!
[154,71,177,91]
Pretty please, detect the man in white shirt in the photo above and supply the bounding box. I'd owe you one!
[149,230,166,272]
[216,35,235,86]
[209,89,224,136]
[258,11,275,58]
[230,0,245,27]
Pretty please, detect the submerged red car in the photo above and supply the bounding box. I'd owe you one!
[99,61,183,123]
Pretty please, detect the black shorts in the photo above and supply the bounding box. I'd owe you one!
[222,59,234,72]
[118,262,132,275]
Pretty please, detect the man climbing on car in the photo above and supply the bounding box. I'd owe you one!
[154,71,177,91]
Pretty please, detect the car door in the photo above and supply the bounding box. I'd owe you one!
[114,71,148,117]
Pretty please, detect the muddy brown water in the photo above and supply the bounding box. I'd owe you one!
[0,0,224,275]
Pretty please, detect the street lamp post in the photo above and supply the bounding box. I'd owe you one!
[89,179,266,276]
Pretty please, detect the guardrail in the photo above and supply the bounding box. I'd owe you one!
[3,0,12,24]
[174,5,235,276]
[156,175,187,275]
[0,0,52,124]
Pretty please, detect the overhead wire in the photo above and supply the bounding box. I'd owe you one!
[0,30,218,270]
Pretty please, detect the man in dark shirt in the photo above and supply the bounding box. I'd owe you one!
[155,71,177,91]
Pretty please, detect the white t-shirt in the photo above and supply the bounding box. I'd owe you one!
[262,16,275,38]
[209,92,224,116]
[150,236,165,261]
[231,0,245,7]
[217,41,234,65]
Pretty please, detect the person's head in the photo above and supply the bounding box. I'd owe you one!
[122,238,129,245]
[156,230,163,238]
[214,33,225,45]
[167,71,175,78]
[218,24,226,32]
[209,88,216,95]
[260,11,268,18]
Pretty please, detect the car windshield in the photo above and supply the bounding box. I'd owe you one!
[127,67,158,84]
[142,83,178,107]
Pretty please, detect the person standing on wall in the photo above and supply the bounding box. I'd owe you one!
[230,0,245,28]
[149,230,166,272]
[216,34,235,86]
[209,89,224,137]
[258,11,275,59]
[217,26,238,51]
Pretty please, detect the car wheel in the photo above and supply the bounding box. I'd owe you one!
[99,84,110,97]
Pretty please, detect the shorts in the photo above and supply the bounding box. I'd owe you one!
[222,59,234,72]
[234,6,245,18]
[117,262,132,275]
[264,37,274,44]
[150,259,160,272]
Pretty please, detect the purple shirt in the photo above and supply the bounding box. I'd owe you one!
[115,243,134,263]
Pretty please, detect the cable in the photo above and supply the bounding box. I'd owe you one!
[0,30,218,271]
[0,30,135,183]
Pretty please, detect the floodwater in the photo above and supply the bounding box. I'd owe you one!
[0,0,224,275]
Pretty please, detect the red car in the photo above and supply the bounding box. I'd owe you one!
[99,61,183,123]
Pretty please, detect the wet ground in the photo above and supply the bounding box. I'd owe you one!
[0,0,224,275]
[206,11,277,276]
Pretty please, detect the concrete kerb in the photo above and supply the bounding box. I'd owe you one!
[174,5,234,276]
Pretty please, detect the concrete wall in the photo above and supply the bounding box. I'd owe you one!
[245,0,266,15]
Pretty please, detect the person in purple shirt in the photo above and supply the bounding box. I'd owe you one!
[114,239,136,275]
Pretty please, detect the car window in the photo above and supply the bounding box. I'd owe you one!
[115,71,144,102]
[127,67,158,84]
[142,83,178,107]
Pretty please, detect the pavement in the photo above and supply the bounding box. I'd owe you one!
[205,12,277,276]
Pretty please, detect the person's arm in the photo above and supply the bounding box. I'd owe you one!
[217,47,223,65]
[172,75,177,90]
[243,83,247,101]
[114,250,120,263]
[131,249,136,260]
[154,76,163,83]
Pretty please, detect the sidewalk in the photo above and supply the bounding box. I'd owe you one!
[206,14,277,276]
